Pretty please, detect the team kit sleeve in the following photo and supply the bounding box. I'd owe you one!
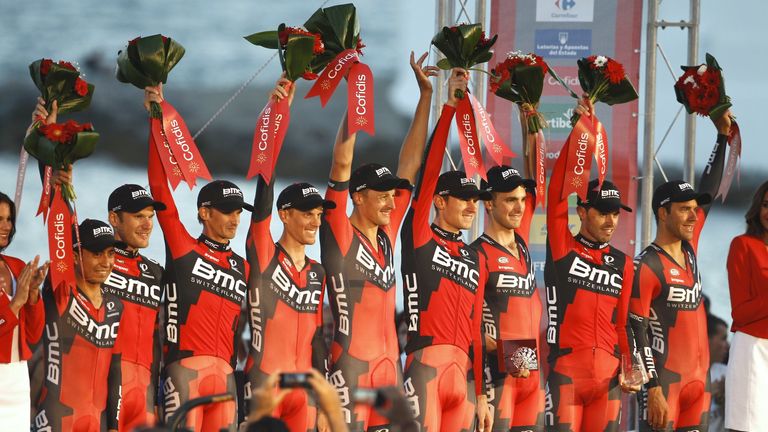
[516,190,537,246]
[615,259,634,361]
[472,252,488,396]
[322,180,354,257]
[311,280,328,374]
[628,259,662,387]
[246,176,277,274]
[546,141,573,260]
[147,139,193,258]
[691,133,727,251]
[727,236,768,329]
[107,350,123,430]
[410,104,455,245]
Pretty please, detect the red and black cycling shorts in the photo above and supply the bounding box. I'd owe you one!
[546,349,622,432]
[161,356,237,432]
[637,367,710,432]
[403,345,476,432]
[119,360,156,431]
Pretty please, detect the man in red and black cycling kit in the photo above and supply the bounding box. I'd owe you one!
[145,86,250,431]
[102,184,165,431]
[472,165,544,431]
[629,111,730,432]
[545,100,636,431]
[400,68,492,432]
[321,52,436,431]
[243,78,332,431]
[35,219,124,432]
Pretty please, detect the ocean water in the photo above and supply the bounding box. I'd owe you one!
[0,156,741,326]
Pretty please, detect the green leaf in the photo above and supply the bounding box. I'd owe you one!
[474,51,493,65]
[436,58,452,70]
[28,59,45,94]
[547,67,579,99]
[136,35,167,84]
[57,83,95,115]
[459,24,483,61]
[576,57,596,94]
[324,3,358,49]
[598,78,639,105]
[116,47,155,89]
[68,131,99,163]
[244,30,280,49]
[163,37,186,80]
[705,52,721,71]
[284,34,316,81]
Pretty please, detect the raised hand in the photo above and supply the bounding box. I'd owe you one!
[410,51,439,93]
[143,83,164,113]
[270,75,296,106]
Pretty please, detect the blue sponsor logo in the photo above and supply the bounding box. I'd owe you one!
[557,0,577,10]
[534,29,591,59]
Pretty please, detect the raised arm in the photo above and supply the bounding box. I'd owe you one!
[396,51,439,185]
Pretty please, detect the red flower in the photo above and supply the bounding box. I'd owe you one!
[161,36,169,44]
[301,71,319,81]
[74,78,89,97]
[586,55,598,69]
[449,26,459,33]
[356,38,366,55]
[279,27,324,54]
[604,59,626,84]
[58,60,76,71]
[129,37,140,46]
[39,123,73,144]
[702,70,720,89]
[40,59,53,76]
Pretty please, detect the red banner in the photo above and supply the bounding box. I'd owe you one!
[593,118,608,188]
[347,62,375,136]
[468,94,514,166]
[535,130,547,209]
[455,97,486,180]
[306,49,359,106]
[160,100,212,189]
[150,118,183,190]
[246,97,291,183]
[47,186,75,292]
[716,121,741,202]
[36,166,53,222]
[561,115,596,201]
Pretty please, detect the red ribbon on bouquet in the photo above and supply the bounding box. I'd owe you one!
[159,100,212,189]
[306,49,375,136]
[47,186,76,292]
[715,121,742,202]
[36,166,53,222]
[468,93,515,166]
[561,115,596,201]
[455,97,486,180]
[593,118,608,189]
[246,97,291,183]
[306,49,359,106]
[534,130,547,209]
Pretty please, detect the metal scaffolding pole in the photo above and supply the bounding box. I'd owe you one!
[641,0,659,248]
[684,0,700,186]
[469,0,487,241]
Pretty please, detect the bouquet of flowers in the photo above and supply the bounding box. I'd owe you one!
[116,34,211,190]
[572,55,638,124]
[432,23,497,99]
[302,3,374,135]
[29,58,94,119]
[245,24,325,82]
[23,120,98,201]
[490,51,549,133]
[674,53,731,120]
[490,51,550,207]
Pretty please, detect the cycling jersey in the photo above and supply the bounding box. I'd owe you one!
[148,141,248,430]
[243,177,326,431]
[400,104,486,430]
[544,140,633,432]
[321,178,410,430]
[472,190,545,431]
[0,254,45,362]
[629,134,726,431]
[34,280,123,432]
[103,246,163,430]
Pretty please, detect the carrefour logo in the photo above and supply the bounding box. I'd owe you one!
[536,0,594,22]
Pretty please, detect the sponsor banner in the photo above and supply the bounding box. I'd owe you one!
[544,66,580,97]
[534,29,591,59]
[536,0,595,22]
[538,103,576,139]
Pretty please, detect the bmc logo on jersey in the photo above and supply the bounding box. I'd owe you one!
[356,245,394,283]
[496,272,535,293]
[68,300,119,341]
[191,257,247,297]
[271,266,322,306]
[104,272,162,302]
[666,282,702,308]
[568,256,623,290]
[432,247,479,286]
